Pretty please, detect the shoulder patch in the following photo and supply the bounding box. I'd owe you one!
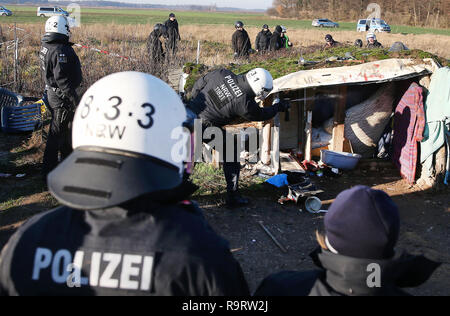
[40,47,48,55]
[58,53,68,63]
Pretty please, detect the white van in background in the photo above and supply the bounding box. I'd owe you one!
[37,6,69,18]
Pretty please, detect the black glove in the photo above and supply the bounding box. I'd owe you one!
[273,98,290,113]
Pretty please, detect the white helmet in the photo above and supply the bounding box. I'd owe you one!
[367,32,376,41]
[281,25,287,33]
[48,72,190,210]
[246,68,273,101]
[45,15,70,37]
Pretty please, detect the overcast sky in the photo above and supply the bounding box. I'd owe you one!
[130,0,274,10]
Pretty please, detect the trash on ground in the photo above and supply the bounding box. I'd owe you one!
[305,197,328,214]
[258,221,288,253]
[266,174,289,188]
[278,178,324,205]
[0,173,12,178]
[320,150,362,170]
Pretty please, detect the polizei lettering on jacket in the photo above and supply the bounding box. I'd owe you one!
[32,247,154,291]
[224,75,243,98]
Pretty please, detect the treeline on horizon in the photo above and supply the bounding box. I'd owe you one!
[268,0,450,28]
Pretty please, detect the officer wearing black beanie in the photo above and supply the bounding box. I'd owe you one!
[269,25,284,51]
[255,186,441,296]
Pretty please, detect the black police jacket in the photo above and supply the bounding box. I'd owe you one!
[164,19,181,41]
[40,33,82,107]
[254,248,440,296]
[232,29,252,57]
[147,31,165,62]
[367,41,383,49]
[256,30,272,51]
[0,184,250,296]
[269,31,284,51]
[188,69,280,127]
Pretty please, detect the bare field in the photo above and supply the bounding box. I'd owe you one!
[1,22,448,97]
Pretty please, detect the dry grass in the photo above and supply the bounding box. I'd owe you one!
[1,23,449,97]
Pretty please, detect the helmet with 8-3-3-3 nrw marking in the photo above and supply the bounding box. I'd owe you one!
[48,72,190,210]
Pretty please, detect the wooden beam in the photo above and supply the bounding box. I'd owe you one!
[331,85,347,152]
[304,89,315,161]
[261,95,274,165]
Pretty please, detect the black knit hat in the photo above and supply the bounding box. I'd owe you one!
[275,25,282,33]
[324,186,400,260]
[169,13,176,18]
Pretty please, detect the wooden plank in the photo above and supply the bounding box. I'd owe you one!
[261,95,275,165]
[304,88,315,161]
[331,86,347,152]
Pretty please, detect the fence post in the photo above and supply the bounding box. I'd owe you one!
[14,23,19,92]
[196,40,200,64]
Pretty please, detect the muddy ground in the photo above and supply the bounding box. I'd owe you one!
[0,131,449,296]
[199,163,450,296]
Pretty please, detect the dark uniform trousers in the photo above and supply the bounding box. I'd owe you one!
[201,123,241,195]
[42,89,75,175]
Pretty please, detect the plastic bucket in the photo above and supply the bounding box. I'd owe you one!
[320,150,362,170]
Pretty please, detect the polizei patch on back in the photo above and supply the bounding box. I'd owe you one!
[224,75,243,98]
[32,247,155,292]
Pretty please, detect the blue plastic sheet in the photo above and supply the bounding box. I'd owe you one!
[266,174,289,188]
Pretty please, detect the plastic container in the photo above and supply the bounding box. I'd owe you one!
[305,196,322,213]
[320,150,362,170]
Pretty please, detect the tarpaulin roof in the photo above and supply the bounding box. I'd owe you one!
[271,58,440,94]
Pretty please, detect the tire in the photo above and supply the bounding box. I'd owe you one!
[1,13,6,16]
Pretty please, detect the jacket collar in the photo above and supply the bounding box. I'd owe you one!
[311,248,441,296]
[42,32,72,45]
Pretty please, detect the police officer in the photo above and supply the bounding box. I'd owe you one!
[147,23,167,64]
[0,72,250,296]
[255,24,272,53]
[366,32,383,49]
[232,21,252,59]
[188,68,289,208]
[280,26,293,49]
[164,13,181,55]
[269,25,284,51]
[323,34,340,49]
[40,16,82,176]
[354,39,363,48]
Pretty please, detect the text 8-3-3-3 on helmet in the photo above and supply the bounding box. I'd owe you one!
[48,72,190,210]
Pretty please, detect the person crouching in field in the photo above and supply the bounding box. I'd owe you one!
[269,25,284,51]
[254,186,440,296]
[280,26,293,49]
[0,72,250,296]
[323,34,340,49]
[147,23,167,64]
[366,32,383,49]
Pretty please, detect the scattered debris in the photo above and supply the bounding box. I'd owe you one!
[266,174,289,188]
[258,221,288,253]
[0,173,12,178]
[305,197,328,214]
[279,179,323,205]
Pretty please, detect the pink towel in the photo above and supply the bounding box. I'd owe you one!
[392,83,425,184]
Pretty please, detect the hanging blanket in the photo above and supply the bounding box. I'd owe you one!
[392,82,425,184]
